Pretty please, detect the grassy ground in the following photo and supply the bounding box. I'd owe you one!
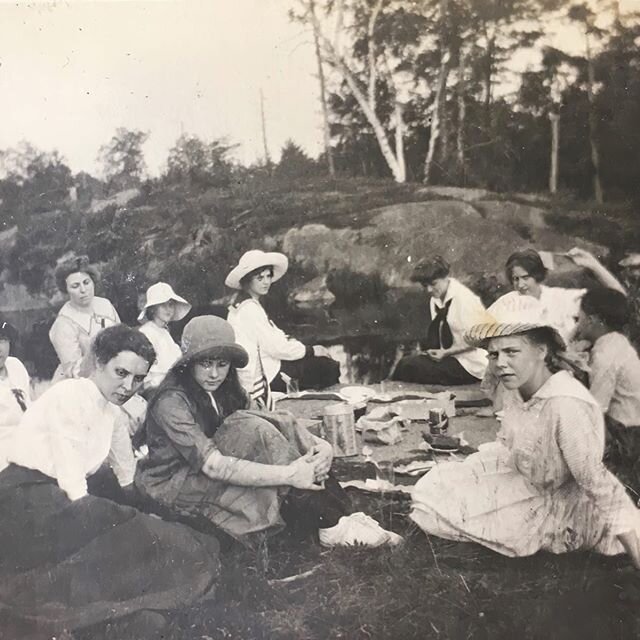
[146,489,640,640]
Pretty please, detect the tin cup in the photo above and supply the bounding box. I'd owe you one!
[428,408,449,435]
[321,403,358,457]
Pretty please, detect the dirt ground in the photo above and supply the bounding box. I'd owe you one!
[78,382,640,640]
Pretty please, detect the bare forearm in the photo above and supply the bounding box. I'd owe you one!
[590,262,627,295]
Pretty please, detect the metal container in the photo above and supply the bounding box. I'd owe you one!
[321,403,358,457]
[428,408,449,435]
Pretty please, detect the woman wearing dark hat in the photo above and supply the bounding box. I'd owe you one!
[0,324,220,637]
[136,316,398,548]
[49,253,120,382]
[226,249,340,408]
[411,295,640,566]
[392,255,488,385]
[0,320,31,470]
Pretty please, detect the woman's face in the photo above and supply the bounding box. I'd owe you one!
[192,357,231,393]
[510,266,541,299]
[245,268,274,299]
[152,300,176,325]
[93,351,150,405]
[66,271,95,308]
[0,338,10,369]
[487,334,547,398]
[424,277,449,301]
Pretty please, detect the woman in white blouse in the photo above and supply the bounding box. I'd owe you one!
[0,320,31,471]
[0,324,220,637]
[226,250,340,407]
[49,254,120,382]
[138,281,191,393]
[411,295,640,566]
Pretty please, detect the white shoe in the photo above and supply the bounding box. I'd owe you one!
[319,512,404,548]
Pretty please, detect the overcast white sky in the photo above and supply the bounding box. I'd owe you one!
[0,0,638,178]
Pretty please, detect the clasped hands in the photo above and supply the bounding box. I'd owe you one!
[287,439,333,491]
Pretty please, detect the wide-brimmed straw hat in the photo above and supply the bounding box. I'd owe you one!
[172,315,248,370]
[225,250,288,290]
[465,294,566,350]
[138,282,192,323]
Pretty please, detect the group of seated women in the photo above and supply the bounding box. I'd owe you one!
[1,243,640,637]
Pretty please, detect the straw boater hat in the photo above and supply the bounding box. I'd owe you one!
[172,315,249,370]
[224,250,289,290]
[465,294,566,350]
[138,282,192,323]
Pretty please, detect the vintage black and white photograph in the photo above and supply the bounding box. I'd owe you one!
[1,0,640,638]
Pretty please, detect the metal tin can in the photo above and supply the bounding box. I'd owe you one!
[429,408,449,434]
[321,403,358,457]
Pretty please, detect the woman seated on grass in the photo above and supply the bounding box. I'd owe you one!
[226,249,340,408]
[0,325,220,639]
[411,295,640,567]
[574,287,640,495]
[392,255,488,386]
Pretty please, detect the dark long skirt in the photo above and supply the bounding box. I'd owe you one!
[392,354,479,385]
[274,354,341,391]
[0,464,220,637]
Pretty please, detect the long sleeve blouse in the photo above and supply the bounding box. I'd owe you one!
[227,298,307,392]
[6,378,136,501]
[138,321,182,390]
[49,297,120,381]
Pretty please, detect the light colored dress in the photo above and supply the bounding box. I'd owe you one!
[411,371,640,557]
[49,296,120,382]
[0,356,31,471]
[139,320,182,390]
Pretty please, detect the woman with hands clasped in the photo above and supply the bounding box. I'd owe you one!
[135,315,358,547]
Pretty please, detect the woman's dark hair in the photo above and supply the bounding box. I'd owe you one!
[522,327,565,373]
[0,320,17,344]
[92,324,157,367]
[145,304,161,321]
[239,265,274,290]
[155,362,249,437]
[581,287,628,332]
[410,255,450,285]
[54,254,100,293]
[505,249,547,284]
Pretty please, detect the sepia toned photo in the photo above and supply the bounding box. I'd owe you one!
[1,0,640,638]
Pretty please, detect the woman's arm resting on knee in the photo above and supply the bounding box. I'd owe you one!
[201,449,322,490]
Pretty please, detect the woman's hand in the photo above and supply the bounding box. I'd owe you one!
[309,440,333,483]
[313,345,331,358]
[567,247,600,271]
[286,452,324,490]
[426,348,448,362]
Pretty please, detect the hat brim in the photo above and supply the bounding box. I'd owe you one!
[225,252,288,290]
[171,343,249,371]
[138,297,192,323]
[465,322,566,351]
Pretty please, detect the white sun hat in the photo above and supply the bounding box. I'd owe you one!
[224,249,289,290]
[464,293,565,350]
[138,282,192,323]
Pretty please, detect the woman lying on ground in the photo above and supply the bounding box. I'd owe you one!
[49,253,120,382]
[480,247,627,415]
[410,295,640,567]
[138,281,192,394]
[226,250,340,408]
[0,319,31,471]
[392,255,488,386]
[573,287,640,495]
[0,324,220,638]
[136,315,398,548]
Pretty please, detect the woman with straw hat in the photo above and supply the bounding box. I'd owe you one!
[136,315,376,547]
[138,282,192,392]
[410,294,640,567]
[226,250,340,408]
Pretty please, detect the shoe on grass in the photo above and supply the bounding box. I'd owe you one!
[319,512,403,548]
